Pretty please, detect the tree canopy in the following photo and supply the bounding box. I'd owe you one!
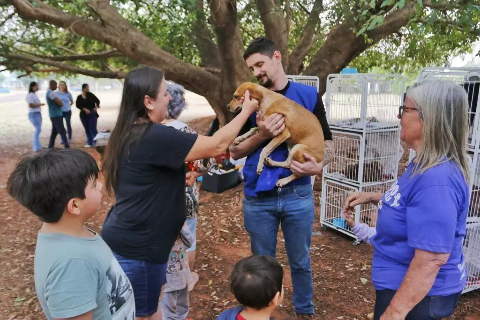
[1,0,479,123]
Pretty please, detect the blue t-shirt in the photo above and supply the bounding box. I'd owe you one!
[371,160,469,296]
[46,89,63,118]
[56,91,73,112]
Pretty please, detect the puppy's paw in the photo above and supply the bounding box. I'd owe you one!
[257,163,264,175]
[233,138,242,146]
[276,179,287,187]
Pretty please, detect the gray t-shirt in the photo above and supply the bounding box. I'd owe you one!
[35,229,135,319]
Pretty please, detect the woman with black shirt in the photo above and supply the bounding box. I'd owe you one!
[76,83,100,148]
[101,66,258,320]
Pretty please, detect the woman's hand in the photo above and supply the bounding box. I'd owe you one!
[84,108,91,115]
[344,192,381,213]
[185,171,197,186]
[240,90,259,116]
[186,171,203,186]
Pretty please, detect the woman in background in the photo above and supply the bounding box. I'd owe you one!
[26,82,44,152]
[57,81,74,144]
[76,83,100,148]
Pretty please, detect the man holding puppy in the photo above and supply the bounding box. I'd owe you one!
[230,37,334,319]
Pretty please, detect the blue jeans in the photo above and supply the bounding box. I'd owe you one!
[374,289,461,319]
[113,251,167,317]
[243,184,314,315]
[28,112,42,152]
[80,113,98,146]
[62,111,72,141]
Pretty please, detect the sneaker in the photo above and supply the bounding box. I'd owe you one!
[84,144,92,148]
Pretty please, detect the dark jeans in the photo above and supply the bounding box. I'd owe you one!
[80,113,98,146]
[62,111,72,141]
[48,116,70,149]
[374,289,462,320]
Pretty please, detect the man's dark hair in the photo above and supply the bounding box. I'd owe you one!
[7,149,99,223]
[82,83,89,90]
[49,80,57,86]
[243,37,279,61]
[230,255,283,310]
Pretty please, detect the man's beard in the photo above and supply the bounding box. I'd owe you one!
[257,73,273,88]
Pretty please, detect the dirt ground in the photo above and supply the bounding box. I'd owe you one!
[0,93,479,320]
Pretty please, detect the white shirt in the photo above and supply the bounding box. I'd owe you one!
[26,92,41,113]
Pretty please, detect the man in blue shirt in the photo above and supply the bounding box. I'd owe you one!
[230,37,334,319]
[46,80,70,149]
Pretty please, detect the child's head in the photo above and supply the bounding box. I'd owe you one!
[7,149,102,223]
[230,255,284,311]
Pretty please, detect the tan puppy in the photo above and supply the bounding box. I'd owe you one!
[227,82,325,187]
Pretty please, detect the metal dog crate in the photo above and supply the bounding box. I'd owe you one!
[320,74,405,242]
[320,178,393,241]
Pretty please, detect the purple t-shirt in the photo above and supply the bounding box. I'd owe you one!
[370,160,469,296]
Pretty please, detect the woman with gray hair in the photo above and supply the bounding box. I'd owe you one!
[343,80,470,320]
[162,82,216,290]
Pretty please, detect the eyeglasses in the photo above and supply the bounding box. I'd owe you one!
[398,105,422,118]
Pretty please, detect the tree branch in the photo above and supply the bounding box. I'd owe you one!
[188,0,221,68]
[7,0,220,98]
[17,67,63,78]
[47,49,124,61]
[209,0,250,123]
[305,0,420,94]
[255,0,289,67]
[1,42,124,61]
[285,0,291,35]
[287,0,323,74]
[0,52,127,78]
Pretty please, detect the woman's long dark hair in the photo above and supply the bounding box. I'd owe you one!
[28,82,37,93]
[103,66,164,195]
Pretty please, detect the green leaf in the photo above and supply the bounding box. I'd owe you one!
[357,26,367,36]
[417,0,423,5]
[360,278,368,285]
[367,16,385,30]
[381,0,392,8]
[398,0,406,8]
[370,1,376,9]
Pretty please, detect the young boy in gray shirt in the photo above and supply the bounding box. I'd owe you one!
[7,149,135,319]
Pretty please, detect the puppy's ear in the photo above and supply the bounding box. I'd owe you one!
[249,87,263,104]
